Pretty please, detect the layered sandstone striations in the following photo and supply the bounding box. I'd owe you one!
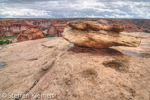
[62,20,141,48]
[0,20,33,37]
[0,27,5,38]
[0,19,52,37]
[126,19,150,32]
[30,19,52,29]
[17,25,46,42]
[104,19,145,32]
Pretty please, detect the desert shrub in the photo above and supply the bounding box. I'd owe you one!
[0,40,4,45]
[9,41,12,44]
[147,31,150,33]
[5,40,10,44]
[42,29,47,31]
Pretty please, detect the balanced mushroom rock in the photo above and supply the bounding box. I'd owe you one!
[62,20,141,48]
[17,25,46,42]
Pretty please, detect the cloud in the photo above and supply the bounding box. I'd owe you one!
[0,0,150,18]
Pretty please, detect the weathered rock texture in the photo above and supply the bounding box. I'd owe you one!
[0,34,150,100]
[0,20,33,37]
[104,19,145,32]
[0,19,149,38]
[47,19,72,37]
[0,27,5,38]
[17,25,46,42]
[62,20,141,48]
[126,19,150,32]
[0,19,53,37]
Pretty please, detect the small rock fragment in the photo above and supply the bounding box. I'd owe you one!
[42,58,56,71]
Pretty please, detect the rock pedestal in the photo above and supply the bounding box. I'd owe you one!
[62,20,141,48]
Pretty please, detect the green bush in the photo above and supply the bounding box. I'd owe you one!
[0,40,4,45]
[5,40,10,44]
[9,41,12,44]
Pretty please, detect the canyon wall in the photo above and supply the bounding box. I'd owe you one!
[0,19,52,37]
[104,19,145,32]
[47,19,72,37]
[0,27,5,38]
[0,20,33,37]
[125,19,150,32]
[30,19,52,29]
[0,19,150,38]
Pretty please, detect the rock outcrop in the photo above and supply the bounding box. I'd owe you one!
[47,19,72,37]
[30,19,52,29]
[62,20,141,48]
[0,27,5,38]
[126,19,150,32]
[0,20,33,37]
[104,19,144,32]
[17,25,46,42]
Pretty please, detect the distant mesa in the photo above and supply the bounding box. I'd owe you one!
[62,20,141,48]
[17,25,46,42]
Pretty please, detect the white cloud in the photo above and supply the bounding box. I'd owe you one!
[0,0,150,18]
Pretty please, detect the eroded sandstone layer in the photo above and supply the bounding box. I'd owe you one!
[17,25,46,42]
[0,33,150,100]
[47,19,72,37]
[62,20,141,48]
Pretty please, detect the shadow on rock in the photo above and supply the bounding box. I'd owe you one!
[81,68,98,79]
[68,45,124,57]
[102,60,129,73]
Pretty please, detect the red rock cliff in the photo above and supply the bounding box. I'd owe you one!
[17,25,46,42]
[47,19,72,37]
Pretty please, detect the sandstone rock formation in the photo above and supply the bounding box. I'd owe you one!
[0,19,53,37]
[62,20,141,48]
[30,19,52,29]
[47,24,67,37]
[0,19,149,38]
[17,25,46,42]
[47,19,72,37]
[0,20,33,37]
[104,19,144,32]
[0,34,150,100]
[126,19,150,32]
[0,27,5,38]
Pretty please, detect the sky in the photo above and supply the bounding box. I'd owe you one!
[0,0,150,19]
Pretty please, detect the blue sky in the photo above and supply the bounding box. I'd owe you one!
[0,0,150,19]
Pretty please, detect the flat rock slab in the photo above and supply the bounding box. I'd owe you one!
[0,36,150,100]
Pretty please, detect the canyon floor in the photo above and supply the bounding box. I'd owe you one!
[0,32,150,100]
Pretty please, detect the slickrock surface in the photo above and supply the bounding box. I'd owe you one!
[62,21,141,48]
[17,26,46,42]
[0,33,150,100]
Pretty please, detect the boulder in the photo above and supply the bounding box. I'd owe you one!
[17,25,46,42]
[62,21,141,48]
